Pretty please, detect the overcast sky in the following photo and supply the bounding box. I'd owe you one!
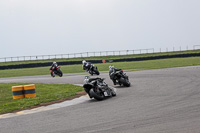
[0,0,200,58]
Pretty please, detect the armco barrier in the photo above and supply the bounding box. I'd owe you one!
[1,53,200,70]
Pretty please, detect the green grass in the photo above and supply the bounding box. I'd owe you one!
[0,56,200,78]
[0,83,83,114]
[1,49,200,66]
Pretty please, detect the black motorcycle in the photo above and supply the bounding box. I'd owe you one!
[50,66,63,77]
[83,76,116,101]
[89,65,100,75]
[110,70,130,87]
[83,64,100,75]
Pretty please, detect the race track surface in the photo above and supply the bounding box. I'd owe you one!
[0,66,200,133]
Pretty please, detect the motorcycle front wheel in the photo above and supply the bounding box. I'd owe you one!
[51,72,55,77]
[94,70,100,75]
[123,79,130,87]
[120,78,130,87]
[57,70,63,77]
[89,88,104,101]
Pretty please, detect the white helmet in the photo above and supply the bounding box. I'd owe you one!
[82,60,86,64]
[53,62,56,64]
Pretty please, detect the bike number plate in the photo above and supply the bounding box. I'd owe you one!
[104,92,108,96]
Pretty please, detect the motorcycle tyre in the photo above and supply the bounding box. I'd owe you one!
[124,79,131,87]
[89,89,104,101]
[57,70,63,77]
[120,78,130,87]
[89,70,93,76]
[94,70,100,75]
[51,72,55,78]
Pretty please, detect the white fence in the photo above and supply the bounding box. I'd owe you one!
[0,48,154,62]
[0,45,200,62]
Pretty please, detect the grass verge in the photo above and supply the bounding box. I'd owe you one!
[0,56,200,78]
[0,83,83,114]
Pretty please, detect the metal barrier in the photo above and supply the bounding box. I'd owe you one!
[0,45,200,62]
[0,48,154,62]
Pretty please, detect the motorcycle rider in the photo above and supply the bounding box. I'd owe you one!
[50,62,58,73]
[82,60,92,72]
[109,65,122,85]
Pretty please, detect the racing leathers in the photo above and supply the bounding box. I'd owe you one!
[109,68,121,85]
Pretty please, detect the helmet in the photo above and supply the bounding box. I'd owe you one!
[82,60,86,64]
[53,62,56,64]
[109,65,114,69]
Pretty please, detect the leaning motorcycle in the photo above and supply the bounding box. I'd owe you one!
[83,64,100,75]
[50,66,63,77]
[83,76,116,101]
[88,65,100,75]
[110,70,130,87]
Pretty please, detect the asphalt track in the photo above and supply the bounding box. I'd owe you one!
[0,66,200,133]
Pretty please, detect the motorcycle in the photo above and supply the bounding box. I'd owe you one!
[110,70,130,87]
[50,66,63,77]
[83,76,116,101]
[89,65,100,75]
[83,64,100,75]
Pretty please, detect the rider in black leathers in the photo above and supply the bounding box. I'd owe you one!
[82,60,92,72]
[109,65,121,85]
[50,62,58,72]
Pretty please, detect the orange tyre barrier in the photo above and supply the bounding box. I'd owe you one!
[12,85,25,99]
[24,84,36,98]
